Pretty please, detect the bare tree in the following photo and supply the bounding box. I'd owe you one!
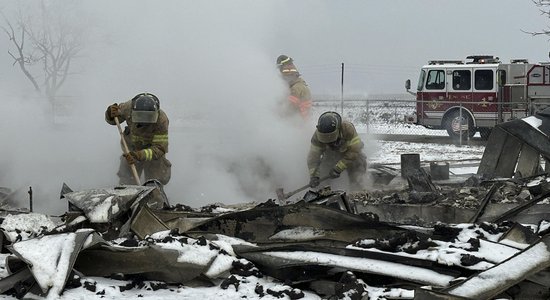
[1,2,83,105]
[523,1,550,36]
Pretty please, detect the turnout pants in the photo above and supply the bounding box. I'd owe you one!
[117,155,172,185]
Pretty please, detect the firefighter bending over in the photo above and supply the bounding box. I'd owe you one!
[307,111,367,190]
[277,55,312,120]
[105,93,172,185]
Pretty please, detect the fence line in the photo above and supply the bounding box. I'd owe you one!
[313,98,424,136]
[312,97,545,137]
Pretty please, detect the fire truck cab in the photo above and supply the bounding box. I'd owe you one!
[406,55,550,139]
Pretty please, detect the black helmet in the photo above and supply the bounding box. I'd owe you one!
[316,111,341,143]
[131,93,160,123]
[276,55,293,66]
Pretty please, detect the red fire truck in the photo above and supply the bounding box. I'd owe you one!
[405,55,550,139]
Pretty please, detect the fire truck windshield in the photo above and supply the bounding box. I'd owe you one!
[417,70,426,91]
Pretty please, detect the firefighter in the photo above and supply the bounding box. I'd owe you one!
[105,93,172,185]
[307,111,367,190]
[276,55,312,120]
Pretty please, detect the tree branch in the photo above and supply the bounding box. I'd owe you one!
[2,2,84,104]
[1,12,41,92]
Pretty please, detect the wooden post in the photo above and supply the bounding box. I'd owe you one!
[28,186,33,212]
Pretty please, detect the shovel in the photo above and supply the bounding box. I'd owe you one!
[114,116,141,185]
[275,175,331,204]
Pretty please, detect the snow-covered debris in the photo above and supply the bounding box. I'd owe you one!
[2,182,550,299]
[63,185,159,223]
[445,235,550,299]
[146,230,236,279]
[349,222,516,269]
[0,213,59,242]
[264,250,455,287]
[11,233,76,296]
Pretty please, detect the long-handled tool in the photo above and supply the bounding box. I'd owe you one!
[276,175,331,204]
[114,116,141,185]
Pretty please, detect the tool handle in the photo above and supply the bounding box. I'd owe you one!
[285,175,332,199]
[114,116,141,185]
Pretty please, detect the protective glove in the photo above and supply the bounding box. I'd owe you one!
[329,169,341,178]
[123,151,143,165]
[107,103,120,119]
[309,176,320,188]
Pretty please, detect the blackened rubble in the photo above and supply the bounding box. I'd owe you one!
[347,173,550,226]
[0,169,550,299]
[351,174,550,208]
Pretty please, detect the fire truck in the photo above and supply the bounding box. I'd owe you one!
[405,55,550,139]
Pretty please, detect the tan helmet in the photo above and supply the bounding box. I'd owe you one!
[277,55,299,75]
[316,112,342,143]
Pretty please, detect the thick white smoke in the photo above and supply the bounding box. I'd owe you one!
[4,0,546,214]
[0,0,318,213]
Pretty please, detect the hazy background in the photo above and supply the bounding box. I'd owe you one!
[0,0,548,214]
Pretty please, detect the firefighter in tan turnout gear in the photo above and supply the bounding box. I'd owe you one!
[277,55,312,120]
[308,111,367,190]
[105,93,172,185]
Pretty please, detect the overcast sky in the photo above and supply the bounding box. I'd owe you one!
[1,0,549,96]
[0,0,549,212]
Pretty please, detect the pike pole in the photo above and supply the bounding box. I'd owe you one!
[114,116,141,185]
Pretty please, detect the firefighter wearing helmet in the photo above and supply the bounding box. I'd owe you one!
[276,55,312,120]
[105,93,172,185]
[307,111,367,190]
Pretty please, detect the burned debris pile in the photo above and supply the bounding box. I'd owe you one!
[347,172,550,227]
[0,178,547,299]
[353,175,550,207]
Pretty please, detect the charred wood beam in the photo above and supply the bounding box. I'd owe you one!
[406,168,437,193]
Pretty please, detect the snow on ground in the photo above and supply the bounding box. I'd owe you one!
[353,123,486,174]
[368,140,484,165]
[356,123,450,136]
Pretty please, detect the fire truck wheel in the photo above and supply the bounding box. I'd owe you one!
[445,110,475,139]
